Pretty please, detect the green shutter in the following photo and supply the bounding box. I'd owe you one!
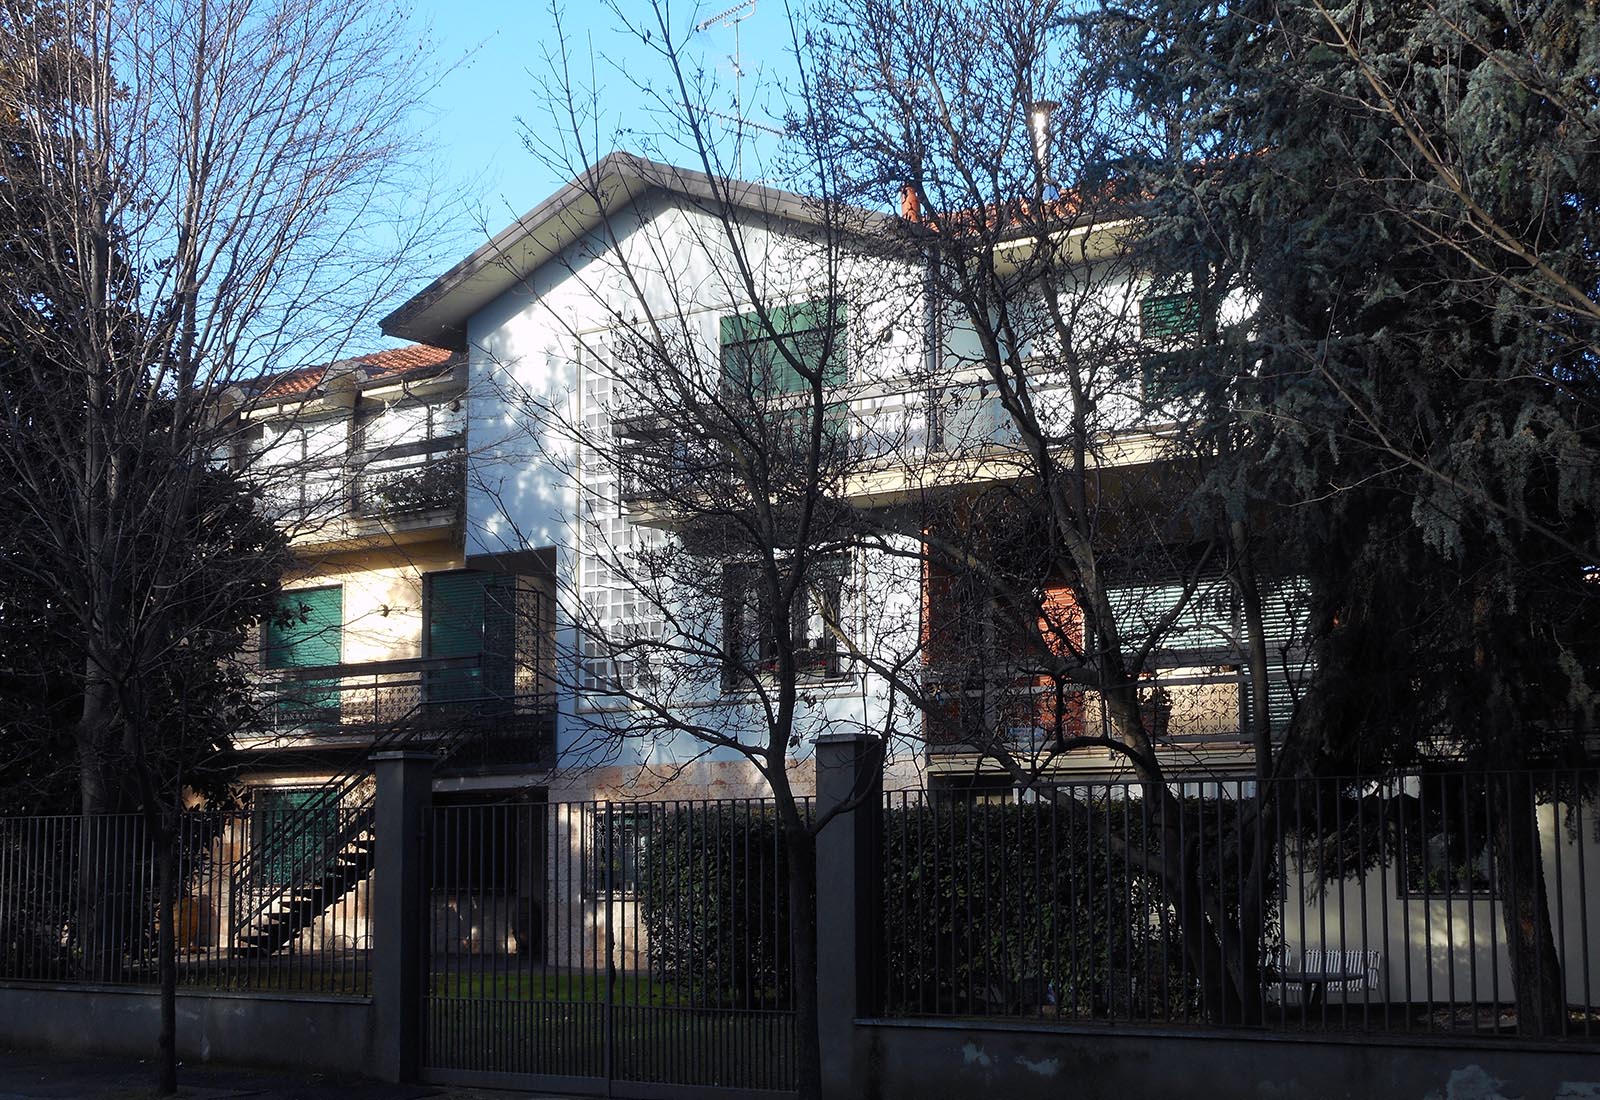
[426,571,515,708]
[719,300,847,343]
[721,301,850,456]
[1141,292,1200,339]
[267,586,342,724]
[720,300,848,396]
[255,787,337,886]
[267,586,342,667]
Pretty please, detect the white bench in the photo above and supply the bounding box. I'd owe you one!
[1268,947,1382,1007]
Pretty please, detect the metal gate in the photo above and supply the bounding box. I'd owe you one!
[422,799,798,1097]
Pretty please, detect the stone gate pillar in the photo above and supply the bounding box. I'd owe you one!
[814,733,883,1099]
[370,750,434,1083]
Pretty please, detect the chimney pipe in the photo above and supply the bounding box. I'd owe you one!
[900,183,922,223]
[1029,100,1060,183]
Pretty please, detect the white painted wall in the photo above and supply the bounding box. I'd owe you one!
[460,190,930,779]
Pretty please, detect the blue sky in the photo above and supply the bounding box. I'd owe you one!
[411,1,801,293]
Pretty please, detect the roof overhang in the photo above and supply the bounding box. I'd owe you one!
[380,152,900,352]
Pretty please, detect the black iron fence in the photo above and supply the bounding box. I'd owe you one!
[425,798,802,1092]
[0,808,372,995]
[881,770,1600,1039]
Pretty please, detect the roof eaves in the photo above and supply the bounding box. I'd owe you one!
[379,152,899,350]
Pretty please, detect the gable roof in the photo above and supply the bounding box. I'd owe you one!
[380,152,898,351]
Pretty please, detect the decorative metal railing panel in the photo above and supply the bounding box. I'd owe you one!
[251,653,555,768]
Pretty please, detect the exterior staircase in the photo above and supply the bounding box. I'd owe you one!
[230,584,555,962]
[228,690,519,959]
[232,801,375,956]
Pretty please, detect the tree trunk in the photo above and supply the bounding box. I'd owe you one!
[1229,797,1271,1026]
[1493,774,1565,1037]
[1160,813,1245,1025]
[1106,685,1252,1027]
[154,813,179,1094]
[786,831,821,1100]
[77,669,120,982]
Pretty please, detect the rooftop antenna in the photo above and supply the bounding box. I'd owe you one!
[695,0,759,177]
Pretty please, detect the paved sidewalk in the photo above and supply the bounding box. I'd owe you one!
[0,1051,564,1100]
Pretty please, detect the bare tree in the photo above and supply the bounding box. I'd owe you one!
[0,0,443,1088]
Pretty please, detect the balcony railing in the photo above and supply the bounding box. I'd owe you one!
[256,436,465,536]
[608,367,1175,515]
[924,667,1261,757]
[351,435,465,520]
[253,653,554,768]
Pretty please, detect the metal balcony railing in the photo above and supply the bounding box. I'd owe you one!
[254,654,555,768]
[255,435,466,534]
[923,668,1261,756]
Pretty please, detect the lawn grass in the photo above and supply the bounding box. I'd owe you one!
[428,970,682,1005]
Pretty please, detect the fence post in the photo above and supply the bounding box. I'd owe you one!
[814,733,882,1100]
[370,750,435,1084]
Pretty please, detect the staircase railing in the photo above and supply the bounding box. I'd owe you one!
[230,798,376,946]
[230,656,552,952]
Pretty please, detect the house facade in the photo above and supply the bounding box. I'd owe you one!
[222,152,1383,993]
[238,154,1308,810]
[191,151,1600,1025]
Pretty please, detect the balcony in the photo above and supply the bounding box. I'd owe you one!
[352,435,465,520]
[246,653,554,770]
[268,436,466,548]
[608,370,1182,522]
[924,667,1257,761]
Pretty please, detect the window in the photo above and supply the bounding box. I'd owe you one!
[355,399,465,517]
[720,300,848,396]
[253,418,349,523]
[1399,776,1495,898]
[362,397,463,454]
[723,557,848,689]
[589,805,650,897]
[1138,290,1202,404]
[425,570,516,709]
[266,586,343,725]
[929,774,1030,806]
[1139,291,1200,340]
[721,300,849,448]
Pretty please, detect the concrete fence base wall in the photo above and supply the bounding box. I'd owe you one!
[0,982,373,1078]
[852,1017,1600,1100]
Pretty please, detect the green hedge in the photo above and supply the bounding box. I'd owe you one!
[881,796,1263,1021]
[635,804,799,1010]
[629,794,1274,1021]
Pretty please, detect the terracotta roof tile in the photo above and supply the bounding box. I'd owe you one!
[252,344,460,402]
[255,366,328,401]
[354,343,458,378]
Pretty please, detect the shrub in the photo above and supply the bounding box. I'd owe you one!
[634,804,798,1010]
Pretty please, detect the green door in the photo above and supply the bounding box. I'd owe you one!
[425,571,514,709]
[267,586,343,725]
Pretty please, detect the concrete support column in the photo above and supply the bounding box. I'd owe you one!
[369,750,434,1083]
[814,733,883,1100]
